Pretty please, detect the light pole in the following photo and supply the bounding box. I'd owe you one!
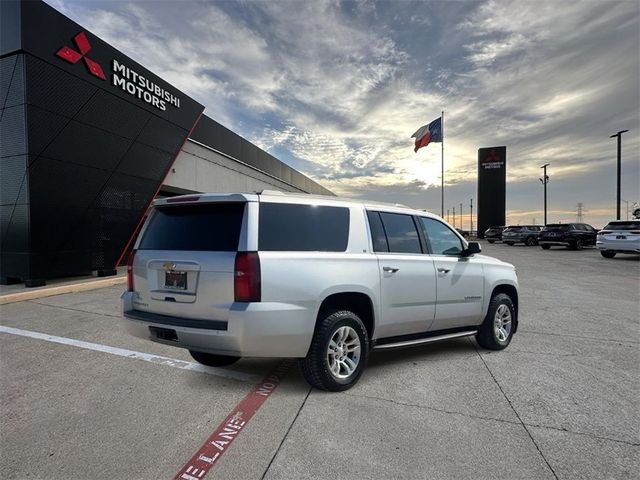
[460,203,463,231]
[610,130,629,220]
[470,198,473,234]
[539,163,550,225]
[453,207,456,227]
[447,209,450,222]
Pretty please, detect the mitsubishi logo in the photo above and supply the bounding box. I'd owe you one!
[487,150,501,162]
[56,32,106,80]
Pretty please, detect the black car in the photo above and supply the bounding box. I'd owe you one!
[538,223,598,250]
[502,225,543,246]
[484,226,505,243]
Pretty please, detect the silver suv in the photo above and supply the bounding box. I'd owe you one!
[122,191,519,391]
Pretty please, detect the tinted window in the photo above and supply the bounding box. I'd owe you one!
[546,224,571,231]
[604,221,640,230]
[378,212,422,254]
[367,211,389,252]
[420,217,464,255]
[139,203,244,251]
[259,203,349,251]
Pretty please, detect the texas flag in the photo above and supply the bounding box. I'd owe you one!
[411,117,442,152]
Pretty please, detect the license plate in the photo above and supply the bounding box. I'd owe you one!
[616,235,626,239]
[165,271,187,290]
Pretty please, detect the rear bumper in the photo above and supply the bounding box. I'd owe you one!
[596,240,640,253]
[121,292,314,358]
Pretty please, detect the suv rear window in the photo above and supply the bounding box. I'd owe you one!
[604,221,640,230]
[259,203,349,251]
[546,224,571,231]
[139,203,245,251]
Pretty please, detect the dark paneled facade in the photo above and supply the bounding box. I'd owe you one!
[1,1,203,284]
[1,52,199,283]
[477,147,507,239]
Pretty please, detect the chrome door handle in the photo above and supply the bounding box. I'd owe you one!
[383,266,399,273]
[437,268,451,274]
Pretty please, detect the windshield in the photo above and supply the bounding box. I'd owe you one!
[603,221,640,231]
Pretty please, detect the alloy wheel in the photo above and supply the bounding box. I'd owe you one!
[493,304,512,343]
[326,326,361,379]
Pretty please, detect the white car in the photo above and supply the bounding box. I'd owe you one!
[122,191,519,391]
[596,220,640,258]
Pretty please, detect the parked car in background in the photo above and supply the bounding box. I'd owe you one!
[502,225,543,246]
[538,223,598,250]
[596,220,640,258]
[455,228,470,238]
[484,226,505,243]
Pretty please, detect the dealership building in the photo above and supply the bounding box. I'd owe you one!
[0,0,332,286]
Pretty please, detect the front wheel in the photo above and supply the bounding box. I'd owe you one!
[189,350,240,367]
[299,310,369,391]
[526,237,537,246]
[505,242,514,246]
[571,238,583,250]
[600,250,616,258]
[541,244,551,250]
[488,240,495,244]
[476,293,516,350]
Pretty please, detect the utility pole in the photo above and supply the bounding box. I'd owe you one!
[470,198,473,234]
[447,209,450,223]
[575,203,586,223]
[610,130,629,220]
[623,200,629,220]
[459,203,463,231]
[539,164,550,225]
[453,207,456,227]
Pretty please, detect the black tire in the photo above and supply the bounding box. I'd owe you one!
[476,293,516,350]
[600,250,616,258]
[488,240,495,244]
[505,242,514,246]
[299,310,369,392]
[189,350,240,367]
[526,237,536,246]
[570,238,583,250]
[541,244,551,250]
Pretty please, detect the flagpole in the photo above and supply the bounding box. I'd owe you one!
[441,110,444,218]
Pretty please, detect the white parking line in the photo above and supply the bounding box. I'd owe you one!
[0,325,256,383]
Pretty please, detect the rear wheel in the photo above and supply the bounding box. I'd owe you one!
[189,350,240,367]
[541,244,551,250]
[505,242,514,246]
[600,250,616,258]
[488,240,495,244]
[526,236,536,246]
[300,310,369,391]
[476,293,515,350]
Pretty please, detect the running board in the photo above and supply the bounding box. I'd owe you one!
[373,330,477,350]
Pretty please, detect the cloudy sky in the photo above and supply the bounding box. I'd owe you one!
[48,0,639,227]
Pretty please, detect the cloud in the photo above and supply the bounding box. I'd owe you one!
[46,0,639,228]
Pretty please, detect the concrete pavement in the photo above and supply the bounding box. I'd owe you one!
[1,242,638,479]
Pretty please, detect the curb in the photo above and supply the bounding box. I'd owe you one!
[0,276,126,305]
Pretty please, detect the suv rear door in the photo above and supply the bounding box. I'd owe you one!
[130,199,248,323]
[367,211,437,338]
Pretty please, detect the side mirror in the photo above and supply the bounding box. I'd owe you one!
[461,241,481,257]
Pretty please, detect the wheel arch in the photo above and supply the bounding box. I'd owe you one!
[490,284,519,332]
[316,291,375,341]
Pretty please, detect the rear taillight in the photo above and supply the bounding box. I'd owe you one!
[127,250,136,292]
[234,252,261,302]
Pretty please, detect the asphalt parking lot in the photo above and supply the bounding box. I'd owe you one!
[1,242,638,479]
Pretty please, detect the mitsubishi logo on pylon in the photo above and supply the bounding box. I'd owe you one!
[56,32,106,80]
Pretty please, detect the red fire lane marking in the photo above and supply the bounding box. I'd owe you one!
[174,360,293,480]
